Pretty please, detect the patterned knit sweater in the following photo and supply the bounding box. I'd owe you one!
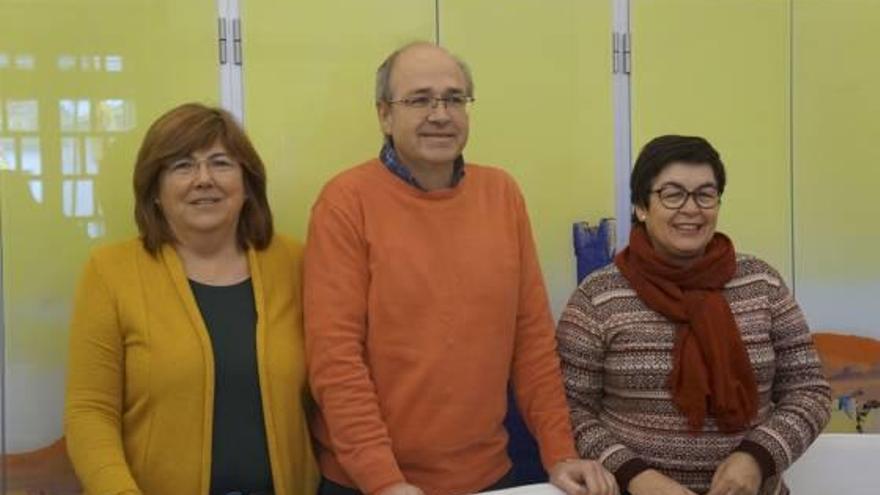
[557,254,831,495]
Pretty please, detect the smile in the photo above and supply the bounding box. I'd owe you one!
[189,198,221,205]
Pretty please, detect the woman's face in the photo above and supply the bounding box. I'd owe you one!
[157,141,246,246]
[635,162,720,266]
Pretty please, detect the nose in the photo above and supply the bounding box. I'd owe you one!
[679,193,701,213]
[193,161,214,185]
[426,100,452,122]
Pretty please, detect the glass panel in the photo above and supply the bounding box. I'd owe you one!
[0,0,219,491]
[439,0,614,315]
[241,0,436,240]
[793,0,880,433]
[631,0,792,281]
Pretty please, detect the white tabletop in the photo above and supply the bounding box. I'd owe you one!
[478,483,564,495]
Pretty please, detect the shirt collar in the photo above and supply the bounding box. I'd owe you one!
[379,141,465,191]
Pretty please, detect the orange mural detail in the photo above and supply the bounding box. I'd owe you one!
[3,438,80,494]
[813,332,880,434]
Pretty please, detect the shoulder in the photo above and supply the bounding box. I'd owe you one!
[87,237,152,272]
[318,159,383,200]
[576,263,633,303]
[256,233,303,267]
[465,163,521,191]
[728,253,786,290]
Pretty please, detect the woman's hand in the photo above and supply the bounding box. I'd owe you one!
[548,458,618,495]
[627,469,698,495]
[706,452,761,495]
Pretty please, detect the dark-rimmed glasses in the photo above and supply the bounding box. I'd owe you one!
[652,184,720,209]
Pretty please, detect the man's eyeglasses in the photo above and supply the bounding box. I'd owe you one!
[387,94,475,112]
[652,184,720,209]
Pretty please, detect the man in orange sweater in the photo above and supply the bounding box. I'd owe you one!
[304,42,618,495]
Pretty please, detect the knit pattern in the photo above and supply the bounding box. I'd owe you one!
[557,254,831,495]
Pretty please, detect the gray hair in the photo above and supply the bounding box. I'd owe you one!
[374,41,474,103]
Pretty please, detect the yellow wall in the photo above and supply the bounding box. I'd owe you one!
[792,0,880,334]
[631,0,792,282]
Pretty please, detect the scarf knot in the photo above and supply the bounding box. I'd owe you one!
[615,226,758,432]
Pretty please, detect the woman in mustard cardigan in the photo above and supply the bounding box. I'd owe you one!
[64,103,318,495]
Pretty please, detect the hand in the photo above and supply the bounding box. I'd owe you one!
[706,452,762,495]
[375,482,425,495]
[549,458,618,495]
[627,469,698,495]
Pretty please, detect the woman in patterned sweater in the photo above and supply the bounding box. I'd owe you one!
[557,135,831,495]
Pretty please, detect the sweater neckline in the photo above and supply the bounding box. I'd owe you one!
[370,159,467,200]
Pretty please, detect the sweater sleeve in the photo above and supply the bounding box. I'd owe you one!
[64,255,142,495]
[304,196,405,494]
[556,285,651,489]
[508,188,579,471]
[734,268,832,478]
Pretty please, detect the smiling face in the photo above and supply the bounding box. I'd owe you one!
[635,162,720,266]
[377,44,469,172]
[156,141,246,246]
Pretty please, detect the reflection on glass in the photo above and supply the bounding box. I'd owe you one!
[57,54,77,71]
[80,54,103,71]
[14,53,35,70]
[28,179,43,203]
[0,137,15,170]
[7,100,39,131]
[61,137,80,175]
[98,99,135,132]
[85,136,102,174]
[59,99,91,132]
[62,179,95,217]
[0,52,9,69]
[105,55,123,72]
[21,137,42,175]
[86,220,105,239]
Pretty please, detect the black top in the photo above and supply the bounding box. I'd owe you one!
[189,278,272,495]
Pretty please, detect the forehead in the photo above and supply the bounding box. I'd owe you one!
[653,161,717,187]
[389,45,467,96]
[190,140,229,157]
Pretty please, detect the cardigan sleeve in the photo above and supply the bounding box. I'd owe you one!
[508,186,579,471]
[304,195,405,494]
[556,284,651,490]
[64,254,142,495]
[734,265,832,478]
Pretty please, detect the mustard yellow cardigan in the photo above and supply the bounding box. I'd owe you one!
[64,235,318,495]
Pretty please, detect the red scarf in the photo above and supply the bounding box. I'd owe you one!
[614,226,758,432]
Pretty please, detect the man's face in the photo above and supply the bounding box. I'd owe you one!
[378,44,470,171]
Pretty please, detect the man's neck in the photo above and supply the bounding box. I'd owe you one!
[406,161,454,191]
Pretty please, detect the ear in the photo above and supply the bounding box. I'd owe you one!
[377,102,393,136]
[634,203,648,222]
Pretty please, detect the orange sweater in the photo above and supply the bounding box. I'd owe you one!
[304,159,577,495]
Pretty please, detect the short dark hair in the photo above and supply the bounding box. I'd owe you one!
[630,135,726,224]
[133,103,273,254]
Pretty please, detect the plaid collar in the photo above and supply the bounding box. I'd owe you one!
[379,141,465,191]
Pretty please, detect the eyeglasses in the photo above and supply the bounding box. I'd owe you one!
[387,94,475,112]
[652,184,720,209]
[164,155,240,178]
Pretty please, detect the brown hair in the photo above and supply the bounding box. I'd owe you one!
[133,102,273,254]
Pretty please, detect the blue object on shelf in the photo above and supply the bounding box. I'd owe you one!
[573,218,616,283]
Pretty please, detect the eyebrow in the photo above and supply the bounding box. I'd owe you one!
[405,87,466,96]
[658,181,718,189]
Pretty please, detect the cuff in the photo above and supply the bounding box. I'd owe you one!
[734,440,777,479]
[614,457,651,491]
